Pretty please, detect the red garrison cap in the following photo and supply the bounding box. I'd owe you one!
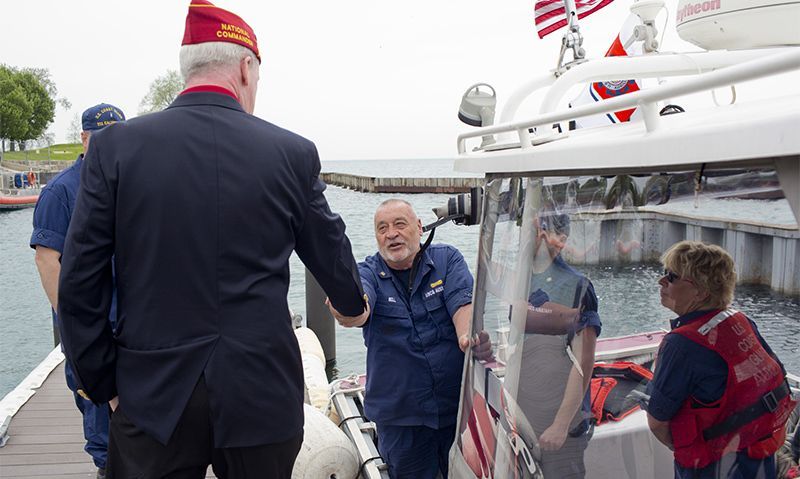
[182,0,260,62]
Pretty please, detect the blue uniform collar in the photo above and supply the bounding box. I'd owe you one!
[374,246,434,277]
[374,246,436,294]
[671,309,717,329]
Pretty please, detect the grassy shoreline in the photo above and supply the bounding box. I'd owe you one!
[2,143,82,161]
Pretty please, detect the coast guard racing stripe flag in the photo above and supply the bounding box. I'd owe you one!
[569,13,644,128]
[534,0,616,39]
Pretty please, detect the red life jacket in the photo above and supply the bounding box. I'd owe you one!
[669,309,797,469]
[590,361,653,424]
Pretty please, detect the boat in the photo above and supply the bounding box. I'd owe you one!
[324,0,800,477]
[2,1,800,476]
[0,192,40,210]
[0,171,42,210]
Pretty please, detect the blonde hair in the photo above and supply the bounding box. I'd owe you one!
[661,240,736,309]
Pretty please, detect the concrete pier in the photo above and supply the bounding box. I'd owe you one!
[562,209,800,295]
[321,172,483,194]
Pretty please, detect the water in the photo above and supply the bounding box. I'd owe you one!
[1,159,798,397]
[0,209,57,398]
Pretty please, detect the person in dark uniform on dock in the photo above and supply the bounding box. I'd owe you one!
[328,199,474,479]
[56,1,367,477]
[30,102,126,479]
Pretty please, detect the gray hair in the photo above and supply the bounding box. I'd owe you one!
[179,42,257,82]
[378,198,413,209]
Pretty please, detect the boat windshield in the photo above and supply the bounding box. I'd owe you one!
[451,167,799,479]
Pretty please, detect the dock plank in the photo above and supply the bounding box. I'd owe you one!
[0,361,218,478]
[1,451,89,466]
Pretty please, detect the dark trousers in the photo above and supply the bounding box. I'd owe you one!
[377,424,456,479]
[65,360,109,469]
[107,376,303,479]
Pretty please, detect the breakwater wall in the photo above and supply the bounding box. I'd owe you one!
[321,172,484,193]
[563,209,800,295]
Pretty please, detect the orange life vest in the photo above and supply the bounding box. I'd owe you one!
[669,309,797,469]
[590,361,653,424]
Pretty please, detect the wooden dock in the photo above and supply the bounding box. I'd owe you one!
[0,359,215,478]
[321,172,483,194]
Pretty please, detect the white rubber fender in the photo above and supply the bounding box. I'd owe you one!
[294,327,330,412]
[292,403,359,479]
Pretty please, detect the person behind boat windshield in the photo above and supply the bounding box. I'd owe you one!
[56,1,367,477]
[328,198,474,479]
[516,211,601,479]
[647,240,796,479]
[30,102,125,479]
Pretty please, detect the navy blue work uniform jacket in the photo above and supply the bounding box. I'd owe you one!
[30,155,117,330]
[359,244,473,429]
[57,92,365,448]
[647,310,782,479]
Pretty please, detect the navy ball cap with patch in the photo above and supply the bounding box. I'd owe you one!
[81,103,126,132]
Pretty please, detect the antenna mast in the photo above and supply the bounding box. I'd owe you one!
[556,0,586,74]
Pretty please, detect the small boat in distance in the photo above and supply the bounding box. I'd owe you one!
[0,191,40,210]
[0,170,42,210]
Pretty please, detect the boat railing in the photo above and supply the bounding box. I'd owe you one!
[457,48,800,154]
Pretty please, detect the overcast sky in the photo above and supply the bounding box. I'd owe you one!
[2,1,798,160]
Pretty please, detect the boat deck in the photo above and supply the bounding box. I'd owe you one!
[0,361,216,478]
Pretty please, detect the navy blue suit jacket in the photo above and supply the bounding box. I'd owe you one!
[58,92,365,447]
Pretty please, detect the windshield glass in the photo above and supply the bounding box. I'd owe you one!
[451,168,799,479]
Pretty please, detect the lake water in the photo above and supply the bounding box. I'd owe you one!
[1,158,798,397]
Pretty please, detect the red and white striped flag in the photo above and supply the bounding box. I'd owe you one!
[534,0,616,39]
[570,13,643,128]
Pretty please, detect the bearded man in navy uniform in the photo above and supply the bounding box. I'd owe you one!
[57,1,367,477]
[329,199,474,479]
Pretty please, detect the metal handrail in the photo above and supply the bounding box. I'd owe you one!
[458,48,800,154]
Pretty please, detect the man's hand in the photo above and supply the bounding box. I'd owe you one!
[458,334,471,352]
[539,421,569,451]
[326,297,370,328]
[109,396,119,412]
[470,330,495,361]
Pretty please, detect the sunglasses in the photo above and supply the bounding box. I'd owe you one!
[663,269,681,283]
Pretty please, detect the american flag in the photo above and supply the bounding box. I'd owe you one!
[534,0,616,39]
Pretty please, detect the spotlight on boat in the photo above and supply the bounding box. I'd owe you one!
[458,83,496,150]
[430,186,484,228]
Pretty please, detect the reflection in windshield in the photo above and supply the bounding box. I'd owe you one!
[450,169,799,479]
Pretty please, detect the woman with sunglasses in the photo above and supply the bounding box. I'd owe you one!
[646,240,796,479]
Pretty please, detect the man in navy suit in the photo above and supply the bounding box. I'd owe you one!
[57,1,368,477]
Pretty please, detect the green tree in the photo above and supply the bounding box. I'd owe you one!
[23,67,71,110]
[0,65,60,151]
[0,66,33,151]
[139,70,184,114]
[14,70,56,144]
